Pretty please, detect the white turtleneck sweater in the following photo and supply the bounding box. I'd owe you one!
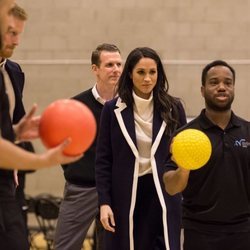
[133,91,154,176]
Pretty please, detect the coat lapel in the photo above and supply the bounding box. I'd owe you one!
[5,60,24,95]
[151,109,166,155]
[114,98,139,250]
[114,99,167,158]
[114,98,138,158]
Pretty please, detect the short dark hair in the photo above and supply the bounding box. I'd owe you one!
[201,60,235,86]
[9,4,28,21]
[91,43,120,66]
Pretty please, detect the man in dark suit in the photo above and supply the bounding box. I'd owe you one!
[0,4,32,249]
[0,4,36,249]
[0,4,83,249]
[0,1,81,172]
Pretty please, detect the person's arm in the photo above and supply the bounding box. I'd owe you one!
[163,106,190,196]
[0,137,82,170]
[163,167,190,195]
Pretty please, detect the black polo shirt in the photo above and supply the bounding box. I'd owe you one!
[167,109,250,233]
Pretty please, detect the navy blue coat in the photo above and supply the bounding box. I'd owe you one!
[96,97,186,250]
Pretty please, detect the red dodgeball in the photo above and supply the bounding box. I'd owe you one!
[39,99,96,156]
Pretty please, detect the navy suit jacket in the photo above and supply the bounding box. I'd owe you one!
[5,59,34,168]
[5,59,25,124]
[0,60,27,196]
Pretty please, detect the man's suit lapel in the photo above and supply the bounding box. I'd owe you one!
[5,60,25,124]
[5,60,24,95]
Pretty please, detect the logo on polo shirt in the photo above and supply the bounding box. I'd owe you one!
[234,139,250,148]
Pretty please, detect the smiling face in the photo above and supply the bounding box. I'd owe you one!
[92,50,122,88]
[201,65,235,112]
[130,57,157,99]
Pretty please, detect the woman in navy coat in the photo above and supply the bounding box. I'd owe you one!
[95,47,186,250]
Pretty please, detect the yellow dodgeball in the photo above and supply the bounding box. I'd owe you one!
[171,129,212,170]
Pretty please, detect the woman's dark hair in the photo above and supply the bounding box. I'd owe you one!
[117,47,181,134]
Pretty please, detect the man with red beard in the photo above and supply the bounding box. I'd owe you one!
[0,0,15,48]
[0,4,37,238]
[0,1,82,170]
[0,3,82,249]
[163,60,250,250]
[0,4,27,126]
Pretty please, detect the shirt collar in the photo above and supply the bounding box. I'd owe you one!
[199,109,241,130]
[92,84,105,105]
[0,58,7,69]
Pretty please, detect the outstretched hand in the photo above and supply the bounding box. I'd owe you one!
[13,104,41,141]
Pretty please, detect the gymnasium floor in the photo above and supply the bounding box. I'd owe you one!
[30,234,93,250]
[28,212,95,250]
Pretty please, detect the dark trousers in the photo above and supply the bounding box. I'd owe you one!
[54,183,104,250]
[0,199,29,250]
[133,174,165,250]
[184,228,250,250]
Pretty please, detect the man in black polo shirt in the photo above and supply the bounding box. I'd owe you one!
[163,60,250,250]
